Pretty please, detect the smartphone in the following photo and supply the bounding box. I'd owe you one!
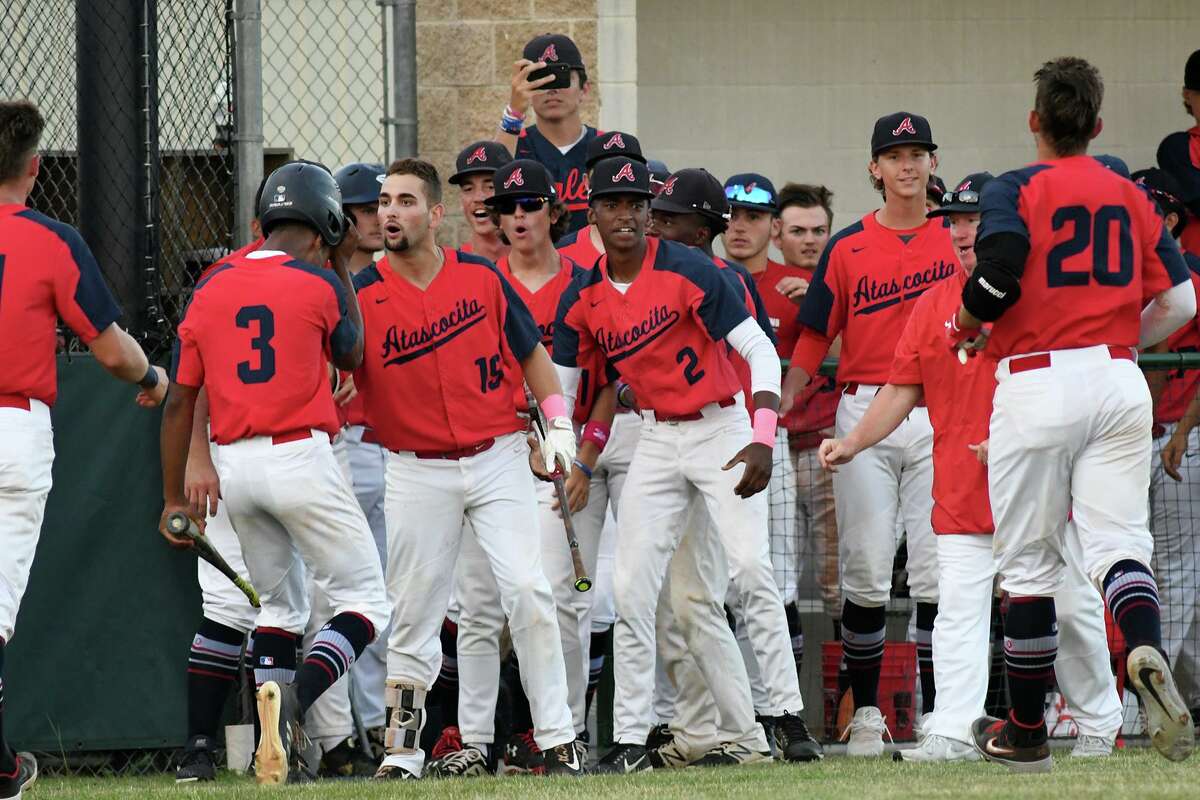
[529,63,573,91]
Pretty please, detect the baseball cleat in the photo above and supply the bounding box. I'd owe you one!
[691,741,772,767]
[646,736,694,769]
[373,764,419,780]
[644,723,674,752]
[255,681,288,785]
[843,706,889,757]
[895,734,980,762]
[595,743,652,774]
[969,716,1051,773]
[426,745,489,778]
[543,739,586,776]
[1128,645,1195,762]
[774,712,824,762]
[0,752,37,800]
[1069,734,1114,758]
[502,729,544,775]
[175,736,217,782]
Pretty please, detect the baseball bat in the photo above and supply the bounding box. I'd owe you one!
[166,511,261,608]
[526,393,593,593]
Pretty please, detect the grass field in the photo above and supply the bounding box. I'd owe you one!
[30,748,1200,800]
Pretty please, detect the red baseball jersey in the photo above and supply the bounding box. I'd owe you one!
[0,205,122,406]
[553,238,750,418]
[198,237,265,284]
[791,213,958,384]
[713,256,775,414]
[172,250,357,444]
[978,156,1189,358]
[753,260,839,432]
[556,226,604,270]
[353,247,541,452]
[1154,253,1200,424]
[890,271,994,535]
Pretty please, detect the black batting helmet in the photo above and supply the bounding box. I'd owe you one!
[334,162,385,206]
[259,161,346,247]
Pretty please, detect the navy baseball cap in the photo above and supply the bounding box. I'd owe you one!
[1186,48,1200,91]
[334,162,385,206]
[586,131,645,170]
[651,168,730,226]
[1132,168,1188,223]
[589,157,653,200]
[523,33,585,70]
[449,140,513,185]
[485,159,557,203]
[1093,154,1131,179]
[871,112,936,157]
[724,173,778,213]
[928,172,993,218]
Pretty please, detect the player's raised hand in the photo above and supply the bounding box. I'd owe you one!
[185,448,221,518]
[1162,432,1189,482]
[968,439,989,466]
[776,276,810,304]
[158,503,202,549]
[817,437,858,472]
[509,59,555,116]
[723,442,772,498]
[332,212,360,272]
[135,366,169,407]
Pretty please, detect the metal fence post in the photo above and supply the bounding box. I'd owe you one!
[232,0,263,246]
[386,0,417,158]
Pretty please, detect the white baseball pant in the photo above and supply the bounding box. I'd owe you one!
[613,400,801,744]
[988,346,1153,597]
[833,387,939,606]
[380,432,573,775]
[792,434,840,617]
[1149,424,1200,703]
[197,442,258,634]
[0,400,54,644]
[927,526,1122,743]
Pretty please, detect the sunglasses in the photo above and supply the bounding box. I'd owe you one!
[492,197,547,215]
[940,190,980,206]
[725,184,775,206]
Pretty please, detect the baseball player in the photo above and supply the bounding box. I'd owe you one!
[1156,49,1200,257]
[496,34,596,234]
[352,158,581,779]
[552,157,790,772]
[159,161,390,784]
[820,171,1122,763]
[646,167,823,765]
[448,141,511,263]
[771,182,841,636]
[781,111,956,755]
[946,58,1195,770]
[555,131,647,264]
[0,99,169,799]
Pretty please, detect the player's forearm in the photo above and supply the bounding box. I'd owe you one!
[188,387,212,459]
[161,385,199,505]
[87,323,152,384]
[726,317,782,398]
[577,383,617,468]
[1139,280,1197,349]
[523,345,567,413]
[330,262,365,370]
[843,384,922,454]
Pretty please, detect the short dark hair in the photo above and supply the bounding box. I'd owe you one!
[1034,57,1104,156]
[0,99,44,184]
[778,182,834,228]
[386,158,442,205]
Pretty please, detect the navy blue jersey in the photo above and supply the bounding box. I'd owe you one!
[516,124,598,234]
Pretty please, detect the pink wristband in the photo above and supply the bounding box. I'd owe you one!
[540,393,568,421]
[752,408,778,447]
[581,421,611,451]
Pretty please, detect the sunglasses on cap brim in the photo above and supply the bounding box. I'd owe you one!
[492,197,548,215]
[940,189,980,206]
[724,184,775,206]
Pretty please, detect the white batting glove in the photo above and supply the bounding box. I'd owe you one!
[542,417,577,476]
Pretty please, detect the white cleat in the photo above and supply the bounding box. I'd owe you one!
[254,681,287,785]
[1128,646,1195,762]
[896,734,980,763]
[843,706,889,757]
[1070,734,1115,758]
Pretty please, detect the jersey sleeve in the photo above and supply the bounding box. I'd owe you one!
[977,171,1031,245]
[681,256,751,342]
[728,262,777,345]
[48,222,122,342]
[551,281,588,368]
[320,273,359,361]
[792,241,843,374]
[496,271,541,361]
[171,302,205,388]
[889,303,925,386]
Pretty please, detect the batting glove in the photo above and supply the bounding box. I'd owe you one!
[542,417,577,476]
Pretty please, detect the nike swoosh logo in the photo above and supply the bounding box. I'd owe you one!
[590,300,603,307]
[624,754,646,773]
[563,748,581,771]
[375,297,387,304]
[984,736,1015,757]
[851,247,866,253]
[1138,667,1168,713]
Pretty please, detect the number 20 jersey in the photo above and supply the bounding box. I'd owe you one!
[172,250,357,444]
[978,155,1189,358]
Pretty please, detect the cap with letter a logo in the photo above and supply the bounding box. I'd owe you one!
[588,156,654,200]
[585,130,646,170]
[927,171,994,218]
[448,140,513,185]
[871,111,937,156]
[523,33,585,69]
[485,159,558,205]
[504,168,525,189]
[651,168,731,225]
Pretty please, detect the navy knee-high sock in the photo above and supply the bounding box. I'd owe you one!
[841,601,887,710]
[187,618,247,743]
[297,613,375,715]
[1103,560,1163,652]
[916,602,938,714]
[1003,596,1056,743]
[0,639,15,775]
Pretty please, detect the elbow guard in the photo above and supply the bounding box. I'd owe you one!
[962,233,1028,322]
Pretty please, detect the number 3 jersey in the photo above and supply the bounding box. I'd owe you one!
[978,155,1189,358]
[172,249,358,444]
[353,247,542,453]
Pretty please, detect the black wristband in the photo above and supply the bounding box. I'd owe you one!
[138,364,160,390]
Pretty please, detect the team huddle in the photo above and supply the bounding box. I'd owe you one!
[1,33,1200,795]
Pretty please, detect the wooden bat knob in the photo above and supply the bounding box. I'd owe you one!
[166,512,193,536]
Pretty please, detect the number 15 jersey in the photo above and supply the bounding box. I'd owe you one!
[978,155,1189,358]
[172,250,358,444]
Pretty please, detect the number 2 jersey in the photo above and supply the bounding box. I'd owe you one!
[978,155,1189,358]
[172,250,358,444]
[552,237,752,418]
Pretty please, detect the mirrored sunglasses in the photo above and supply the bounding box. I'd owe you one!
[941,190,980,206]
[493,197,547,215]
[725,184,774,206]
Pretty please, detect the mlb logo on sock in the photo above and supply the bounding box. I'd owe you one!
[259,656,275,667]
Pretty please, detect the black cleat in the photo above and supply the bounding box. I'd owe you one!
[970,715,1051,773]
[775,713,824,762]
[319,736,379,778]
[692,741,772,767]
[644,723,673,751]
[175,736,217,782]
[543,739,586,776]
[0,752,36,800]
[1128,646,1195,762]
[502,729,544,775]
[595,743,651,774]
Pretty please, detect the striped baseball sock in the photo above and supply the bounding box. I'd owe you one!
[841,601,887,709]
[916,602,938,714]
[296,612,375,714]
[0,639,14,775]
[252,627,299,688]
[1103,560,1162,651]
[1002,596,1056,740]
[187,618,247,742]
